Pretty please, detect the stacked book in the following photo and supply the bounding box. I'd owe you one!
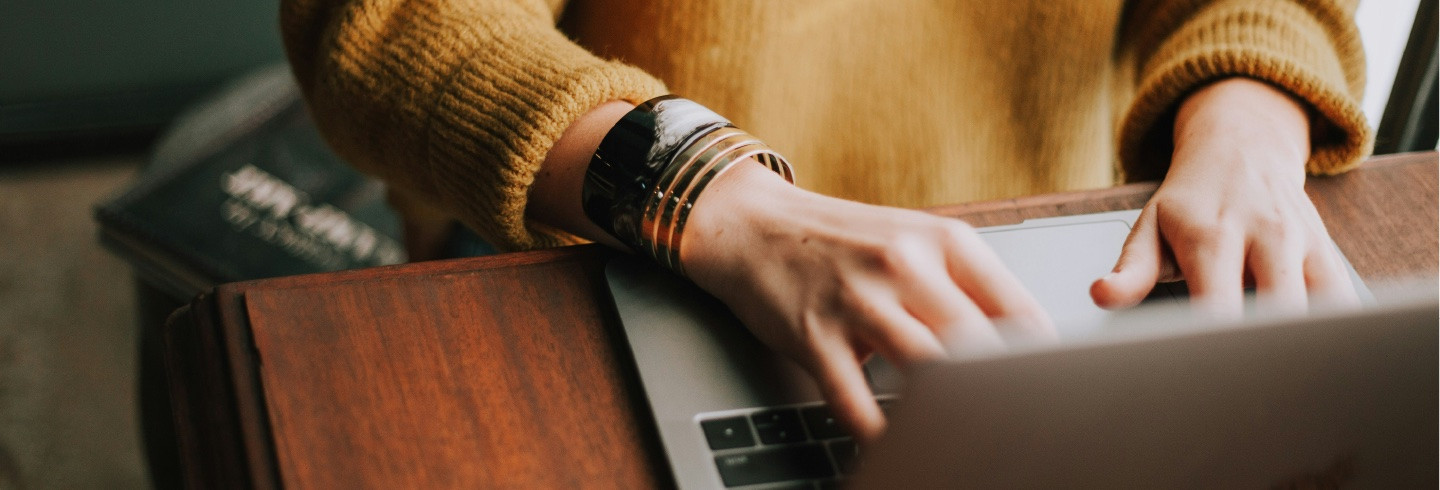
[96,65,487,302]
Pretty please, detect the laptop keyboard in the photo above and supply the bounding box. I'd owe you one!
[698,398,894,488]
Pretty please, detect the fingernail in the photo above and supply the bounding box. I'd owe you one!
[1100,272,1117,282]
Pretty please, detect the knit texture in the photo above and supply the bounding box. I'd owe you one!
[1117,0,1371,181]
[282,0,667,250]
[282,0,1371,251]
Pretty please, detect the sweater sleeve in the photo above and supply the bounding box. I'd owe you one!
[1115,0,1372,182]
[281,0,667,251]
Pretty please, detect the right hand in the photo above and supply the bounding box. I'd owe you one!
[681,163,1055,442]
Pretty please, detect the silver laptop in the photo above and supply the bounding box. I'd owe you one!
[849,295,1437,488]
[604,210,1427,489]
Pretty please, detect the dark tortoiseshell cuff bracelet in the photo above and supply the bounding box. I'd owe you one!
[581,95,793,273]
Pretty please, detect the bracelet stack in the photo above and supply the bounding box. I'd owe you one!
[583,95,794,275]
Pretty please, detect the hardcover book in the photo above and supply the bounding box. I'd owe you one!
[95,66,410,301]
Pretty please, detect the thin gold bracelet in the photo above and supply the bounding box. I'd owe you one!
[641,129,754,262]
[649,134,758,264]
[663,144,791,274]
[654,144,750,271]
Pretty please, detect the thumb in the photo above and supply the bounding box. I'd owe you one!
[1091,207,1163,310]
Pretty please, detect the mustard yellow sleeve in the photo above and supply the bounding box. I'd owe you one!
[1116,0,1372,182]
[281,0,667,250]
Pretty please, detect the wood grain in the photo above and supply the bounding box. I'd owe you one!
[240,249,665,489]
[164,296,258,489]
[165,152,1437,489]
[1305,152,1438,282]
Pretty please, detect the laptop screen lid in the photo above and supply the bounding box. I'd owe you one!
[851,297,1438,488]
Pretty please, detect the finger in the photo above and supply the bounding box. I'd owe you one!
[940,226,1054,337]
[1173,227,1246,319]
[852,299,949,366]
[1303,241,1361,309]
[1293,203,1362,308]
[897,260,1036,348]
[942,309,1010,357]
[1247,237,1308,315]
[1091,206,1164,310]
[805,342,885,443]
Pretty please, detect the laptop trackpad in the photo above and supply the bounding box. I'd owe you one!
[979,218,1160,339]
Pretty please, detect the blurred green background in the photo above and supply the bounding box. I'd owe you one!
[0,0,284,142]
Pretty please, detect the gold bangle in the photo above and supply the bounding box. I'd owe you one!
[655,143,755,271]
[664,145,792,274]
[641,128,754,262]
[650,134,758,264]
[617,119,794,275]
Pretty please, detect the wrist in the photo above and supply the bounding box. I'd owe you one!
[1171,78,1311,182]
[679,161,799,275]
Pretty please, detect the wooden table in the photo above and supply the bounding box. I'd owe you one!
[164,152,1438,489]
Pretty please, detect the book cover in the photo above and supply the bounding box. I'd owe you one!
[96,67,408,300]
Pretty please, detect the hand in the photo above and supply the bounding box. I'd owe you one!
[528,102,1053,440]
[681,163,1055,442]
[1091,78,1360,316]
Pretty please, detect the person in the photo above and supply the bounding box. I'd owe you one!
[280,0,1372,442]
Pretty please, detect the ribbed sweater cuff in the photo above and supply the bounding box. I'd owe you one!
[1118,1,1373,181]
[424,20,667,251]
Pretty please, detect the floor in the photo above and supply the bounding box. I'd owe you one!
[0,153,149,489]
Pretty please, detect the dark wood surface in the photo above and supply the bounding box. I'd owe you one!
[165,152,1438,488]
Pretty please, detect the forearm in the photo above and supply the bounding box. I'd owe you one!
[526,101,634,249]
[281,0,665,251]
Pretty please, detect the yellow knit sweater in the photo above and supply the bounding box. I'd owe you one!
[281,0,1371,251]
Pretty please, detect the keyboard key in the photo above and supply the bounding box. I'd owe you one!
[751,409,806,445]
[801,406,846,440]
[713,443,835,487]
[701,416,756,450]
[827,438,859,475]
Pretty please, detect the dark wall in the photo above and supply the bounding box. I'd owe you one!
[1,1,284,142]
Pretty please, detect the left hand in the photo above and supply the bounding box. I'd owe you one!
[1091,77,1360,317]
